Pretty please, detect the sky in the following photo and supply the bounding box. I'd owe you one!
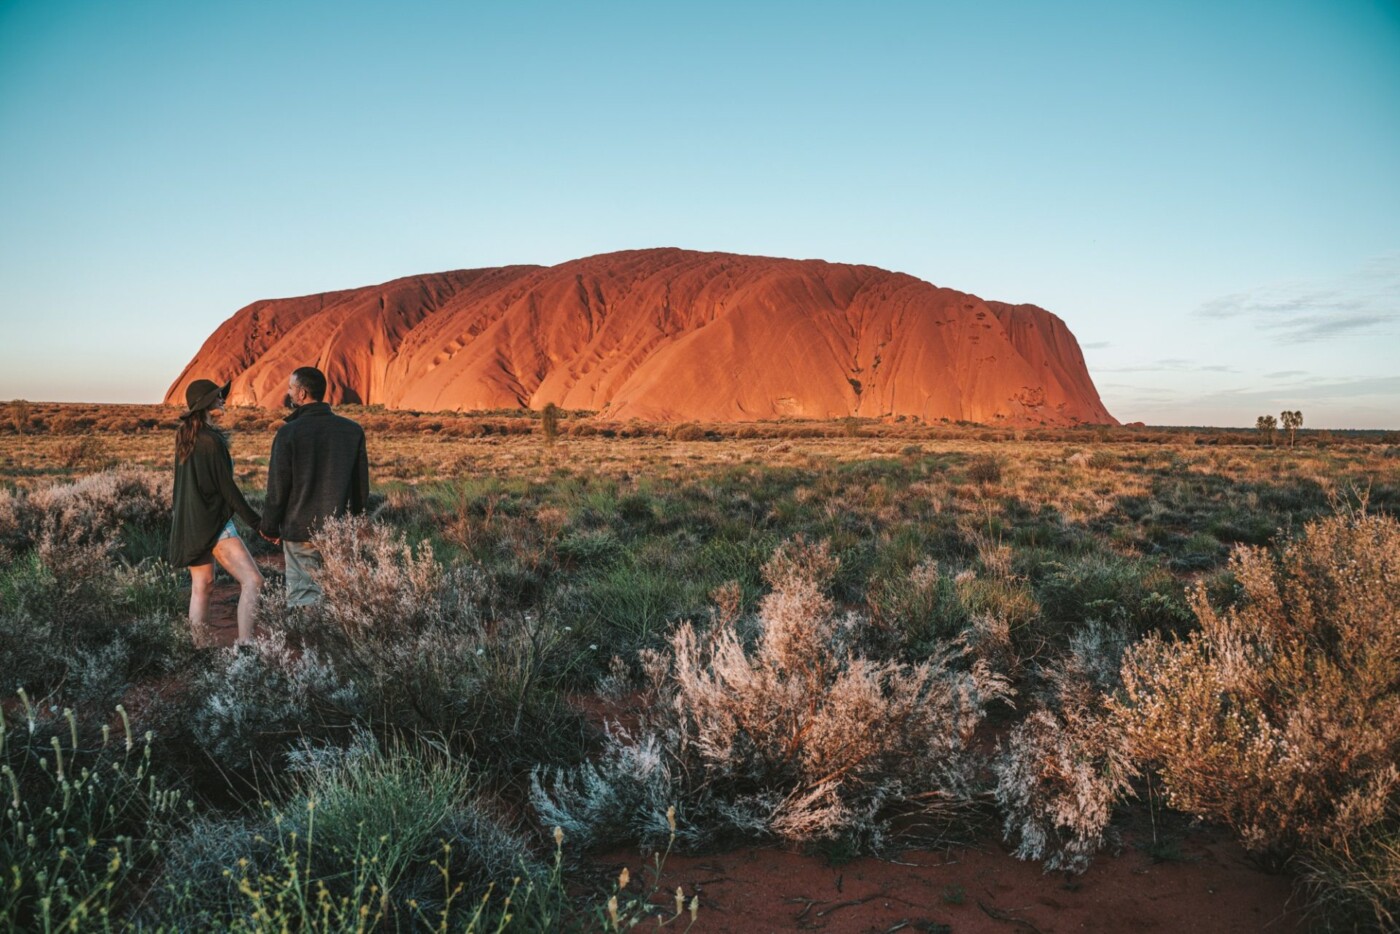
[1,0,1397,428]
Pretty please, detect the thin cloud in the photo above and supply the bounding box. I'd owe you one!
[1099,358,1238,374]
[1196,253,1400,343]
[1081,340,1111,350]
[1158,375,1400,406]
[1264,370,1308,379]
[1115,375,1400,428]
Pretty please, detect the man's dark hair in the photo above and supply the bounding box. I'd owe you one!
[292,366,328,401]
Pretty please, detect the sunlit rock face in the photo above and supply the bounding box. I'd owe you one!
[166,248,1116,425]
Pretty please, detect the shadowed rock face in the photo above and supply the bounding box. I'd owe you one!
[165,248,1116,425]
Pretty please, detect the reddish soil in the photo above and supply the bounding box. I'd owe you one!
[195,553,284,648]
[577,695,1306,933]
[598,816,1304,934]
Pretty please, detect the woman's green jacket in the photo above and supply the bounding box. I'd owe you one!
[168,429,260,568]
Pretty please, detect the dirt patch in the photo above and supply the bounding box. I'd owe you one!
[597,820,1302,933]
[194,553,285,648]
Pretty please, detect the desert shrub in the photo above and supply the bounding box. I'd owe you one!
[1033,552,1191,640]
[1,699,188,930]
[187,631,362,772]
[6,399,31,434]
[0,468,171,561]
[0,514,190,702]
[157,797,694,932]
[533,538,1008,852]
[311,514,457,636]
[57,434,111,470]
[541,402,561,445]
[995,624,1137,872]
[966,455,1003,486]
[187,520,588,777]
[555,528,624,569]
[532,723,684,850]
[279,736,529,918]
[1114,506,1400,872]
[866,557,969,658]
[1067,448,1118,471]
[153,734,543,931]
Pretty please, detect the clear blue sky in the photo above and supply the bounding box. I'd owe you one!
[2,0,1397,427]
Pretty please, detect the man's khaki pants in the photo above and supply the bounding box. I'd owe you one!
[283,540,324,607]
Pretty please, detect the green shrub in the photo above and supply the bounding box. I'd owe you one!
[866,558,969,658]
[966,455,1003,486]
[1033,551,1190,639]
[1,699,188,930]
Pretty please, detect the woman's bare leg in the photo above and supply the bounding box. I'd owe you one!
[213,536,265,644]
[188,563,214,632]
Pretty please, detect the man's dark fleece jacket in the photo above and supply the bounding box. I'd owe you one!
[260,402,369,542]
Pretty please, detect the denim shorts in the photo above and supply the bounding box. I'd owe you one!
[191,520,240,567]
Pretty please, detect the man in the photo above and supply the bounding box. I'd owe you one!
[260,366,369,606]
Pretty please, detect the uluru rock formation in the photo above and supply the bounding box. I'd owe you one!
[166,249,1116,425]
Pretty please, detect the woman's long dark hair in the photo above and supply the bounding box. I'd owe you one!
[175,409,227,463]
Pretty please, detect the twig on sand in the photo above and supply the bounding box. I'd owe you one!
[978,899,1046,933]
[817,895,881,917]
[787,897,820,920]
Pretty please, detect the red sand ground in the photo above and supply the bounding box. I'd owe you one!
[600,820,1303,933]
[196,553,284,648]
[200,573,1306,933]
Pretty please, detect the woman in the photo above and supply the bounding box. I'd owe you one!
[168,379,265,645]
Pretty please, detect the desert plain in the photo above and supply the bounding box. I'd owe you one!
[1,401,1397,932]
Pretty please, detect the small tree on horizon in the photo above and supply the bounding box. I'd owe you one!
[1255,414,1278,446]
[1281,410,1303,448]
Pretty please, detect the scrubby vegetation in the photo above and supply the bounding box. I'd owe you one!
[2,405,1398,929]
[533,538,1006,852]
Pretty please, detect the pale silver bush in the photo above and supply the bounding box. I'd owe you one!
[533,537,1008,850]
[191,630,362,768]
[0,468,171,557]
[311,514,452,635]
[530,725,684,849]
[995,623,1137,873]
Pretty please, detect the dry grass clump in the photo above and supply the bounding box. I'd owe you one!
[966,454,1003,486]
[1299,803,1400,930]
[533,537,1008,851]
[1115,506,1400,875]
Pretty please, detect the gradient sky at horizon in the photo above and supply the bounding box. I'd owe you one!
[2,0,1397,427]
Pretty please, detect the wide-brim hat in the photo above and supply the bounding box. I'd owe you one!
[185,379,231,413]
